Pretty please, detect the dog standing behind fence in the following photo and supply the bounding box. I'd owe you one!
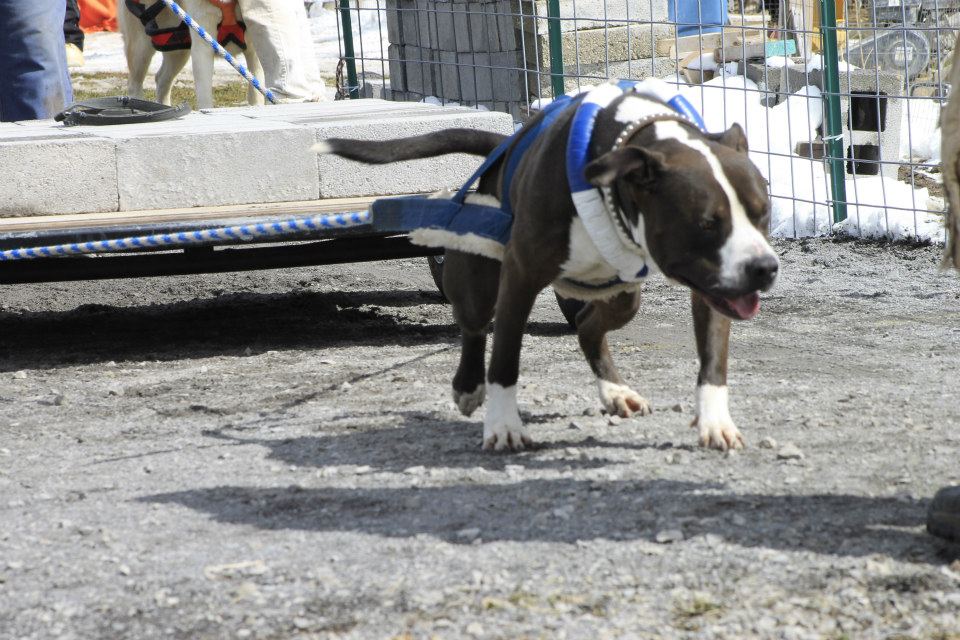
[119,0,264,108]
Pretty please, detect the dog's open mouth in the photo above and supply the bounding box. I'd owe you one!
[705,291,760,320]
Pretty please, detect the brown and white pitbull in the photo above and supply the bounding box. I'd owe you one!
[315,88,779,452]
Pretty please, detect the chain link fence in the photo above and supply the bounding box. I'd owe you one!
[321,0,954,242]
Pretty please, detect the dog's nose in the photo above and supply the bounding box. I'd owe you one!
[744,254,779,290]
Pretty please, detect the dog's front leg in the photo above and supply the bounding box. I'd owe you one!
[576,290,651,418]
[691,291,743,450]
[483,253,545,451]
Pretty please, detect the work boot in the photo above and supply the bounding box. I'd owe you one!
[65,43,84,68]
[928,485,960,543]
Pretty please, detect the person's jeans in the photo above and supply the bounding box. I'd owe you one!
[0,0,73,121]
[236,0,326,101]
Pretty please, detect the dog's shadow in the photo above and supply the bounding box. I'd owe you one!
[135,414,956,565]
[0,288,573,372]
[200,410,683,474]
[142,475,948,564]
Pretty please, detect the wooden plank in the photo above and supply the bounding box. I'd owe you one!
[0,196,405,234]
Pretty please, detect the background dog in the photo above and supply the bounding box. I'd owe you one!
[119,0,263,108]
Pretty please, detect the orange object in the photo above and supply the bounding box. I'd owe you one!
[78,0,119,33]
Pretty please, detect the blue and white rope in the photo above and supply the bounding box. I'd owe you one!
[0,211,370,262]
[159,0,278,105]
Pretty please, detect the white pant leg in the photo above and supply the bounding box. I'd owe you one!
[236,0,326,101]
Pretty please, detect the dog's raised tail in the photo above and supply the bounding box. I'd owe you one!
[312,128,507,164]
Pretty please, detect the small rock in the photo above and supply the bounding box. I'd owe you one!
[403,466,425,475]
[568,421,583,430]
[465,622,484,637]
[731,514,747,527]
[292,617,310,630]
[236,630,252,639]
[12,371,26,380]
[666,452,684,465]
[758,437,777,449]
[655,529,684,543]
[118,565,131,576]
[243,348,252,357]
[0,448,9,456]
[777,443,804,460]
[552,505,575,520]
[607,415,622,426]
[582,407,600,417]
[671,403,683,413]
[456,527,481,540]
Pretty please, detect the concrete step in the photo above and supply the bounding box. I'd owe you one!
[0,100,513,218]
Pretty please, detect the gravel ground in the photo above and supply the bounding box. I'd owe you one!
[1,238,959,640]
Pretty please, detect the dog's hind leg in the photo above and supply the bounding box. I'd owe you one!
[155,49,190,106]
[575,290,651,418]
[243,47,266,106]
[444,250,499,417]
[690,292,742,451]
[187,9,220,109]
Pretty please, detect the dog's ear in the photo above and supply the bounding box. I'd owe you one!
[707,123,749,153]
[584,146,665,186]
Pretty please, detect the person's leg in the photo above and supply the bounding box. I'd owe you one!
[234,0,326,101]
[0,0,73,121]
[64,0,84,50]
[64,0,85,68]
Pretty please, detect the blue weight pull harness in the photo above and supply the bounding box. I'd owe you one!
[371,79,705,294]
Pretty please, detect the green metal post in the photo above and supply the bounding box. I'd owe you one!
[339,0,360,99]
[819,0,847,223]
[546,0,565,99]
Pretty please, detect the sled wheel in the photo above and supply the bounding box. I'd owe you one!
[555,291,586,331]
[427,254,448,302]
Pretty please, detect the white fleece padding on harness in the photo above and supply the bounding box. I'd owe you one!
[570,85,681,284]
[409,191,506,261]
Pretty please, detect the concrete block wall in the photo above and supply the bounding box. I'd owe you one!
[0,100,513,217]
[385,0,675,113]
[741,63,903,180]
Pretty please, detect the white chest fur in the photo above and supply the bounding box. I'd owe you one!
[558,217,620,284]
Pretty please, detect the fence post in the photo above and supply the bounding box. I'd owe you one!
[546,0,565,99]
[339,0,361,99]
[819,0,847,223]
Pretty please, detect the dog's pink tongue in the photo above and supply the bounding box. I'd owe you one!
[728,292,760,320]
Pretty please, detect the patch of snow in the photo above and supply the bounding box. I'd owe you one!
[899,99,941,163]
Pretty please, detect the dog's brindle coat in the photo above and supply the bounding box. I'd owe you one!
[320,91,779,451]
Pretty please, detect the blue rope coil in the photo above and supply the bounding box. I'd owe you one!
[0,211,371,262]
[159,0,278,105]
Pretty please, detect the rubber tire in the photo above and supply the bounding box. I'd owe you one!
[427,254,448,302]
[555,291,586,331]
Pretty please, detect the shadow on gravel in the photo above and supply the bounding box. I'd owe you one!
[202,410,680,473]
[142,479,938,562]
[0,289,573,372]
[0,289,460,372]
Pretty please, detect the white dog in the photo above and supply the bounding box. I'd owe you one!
[119,0,264,108]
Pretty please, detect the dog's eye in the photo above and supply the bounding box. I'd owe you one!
[700,213,719,232]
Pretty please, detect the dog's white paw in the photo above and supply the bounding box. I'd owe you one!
[482,384,532,451]
[692,384,743,451]
[691,415,744,450]
[453,384,485,417]
[597,380,652,418]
